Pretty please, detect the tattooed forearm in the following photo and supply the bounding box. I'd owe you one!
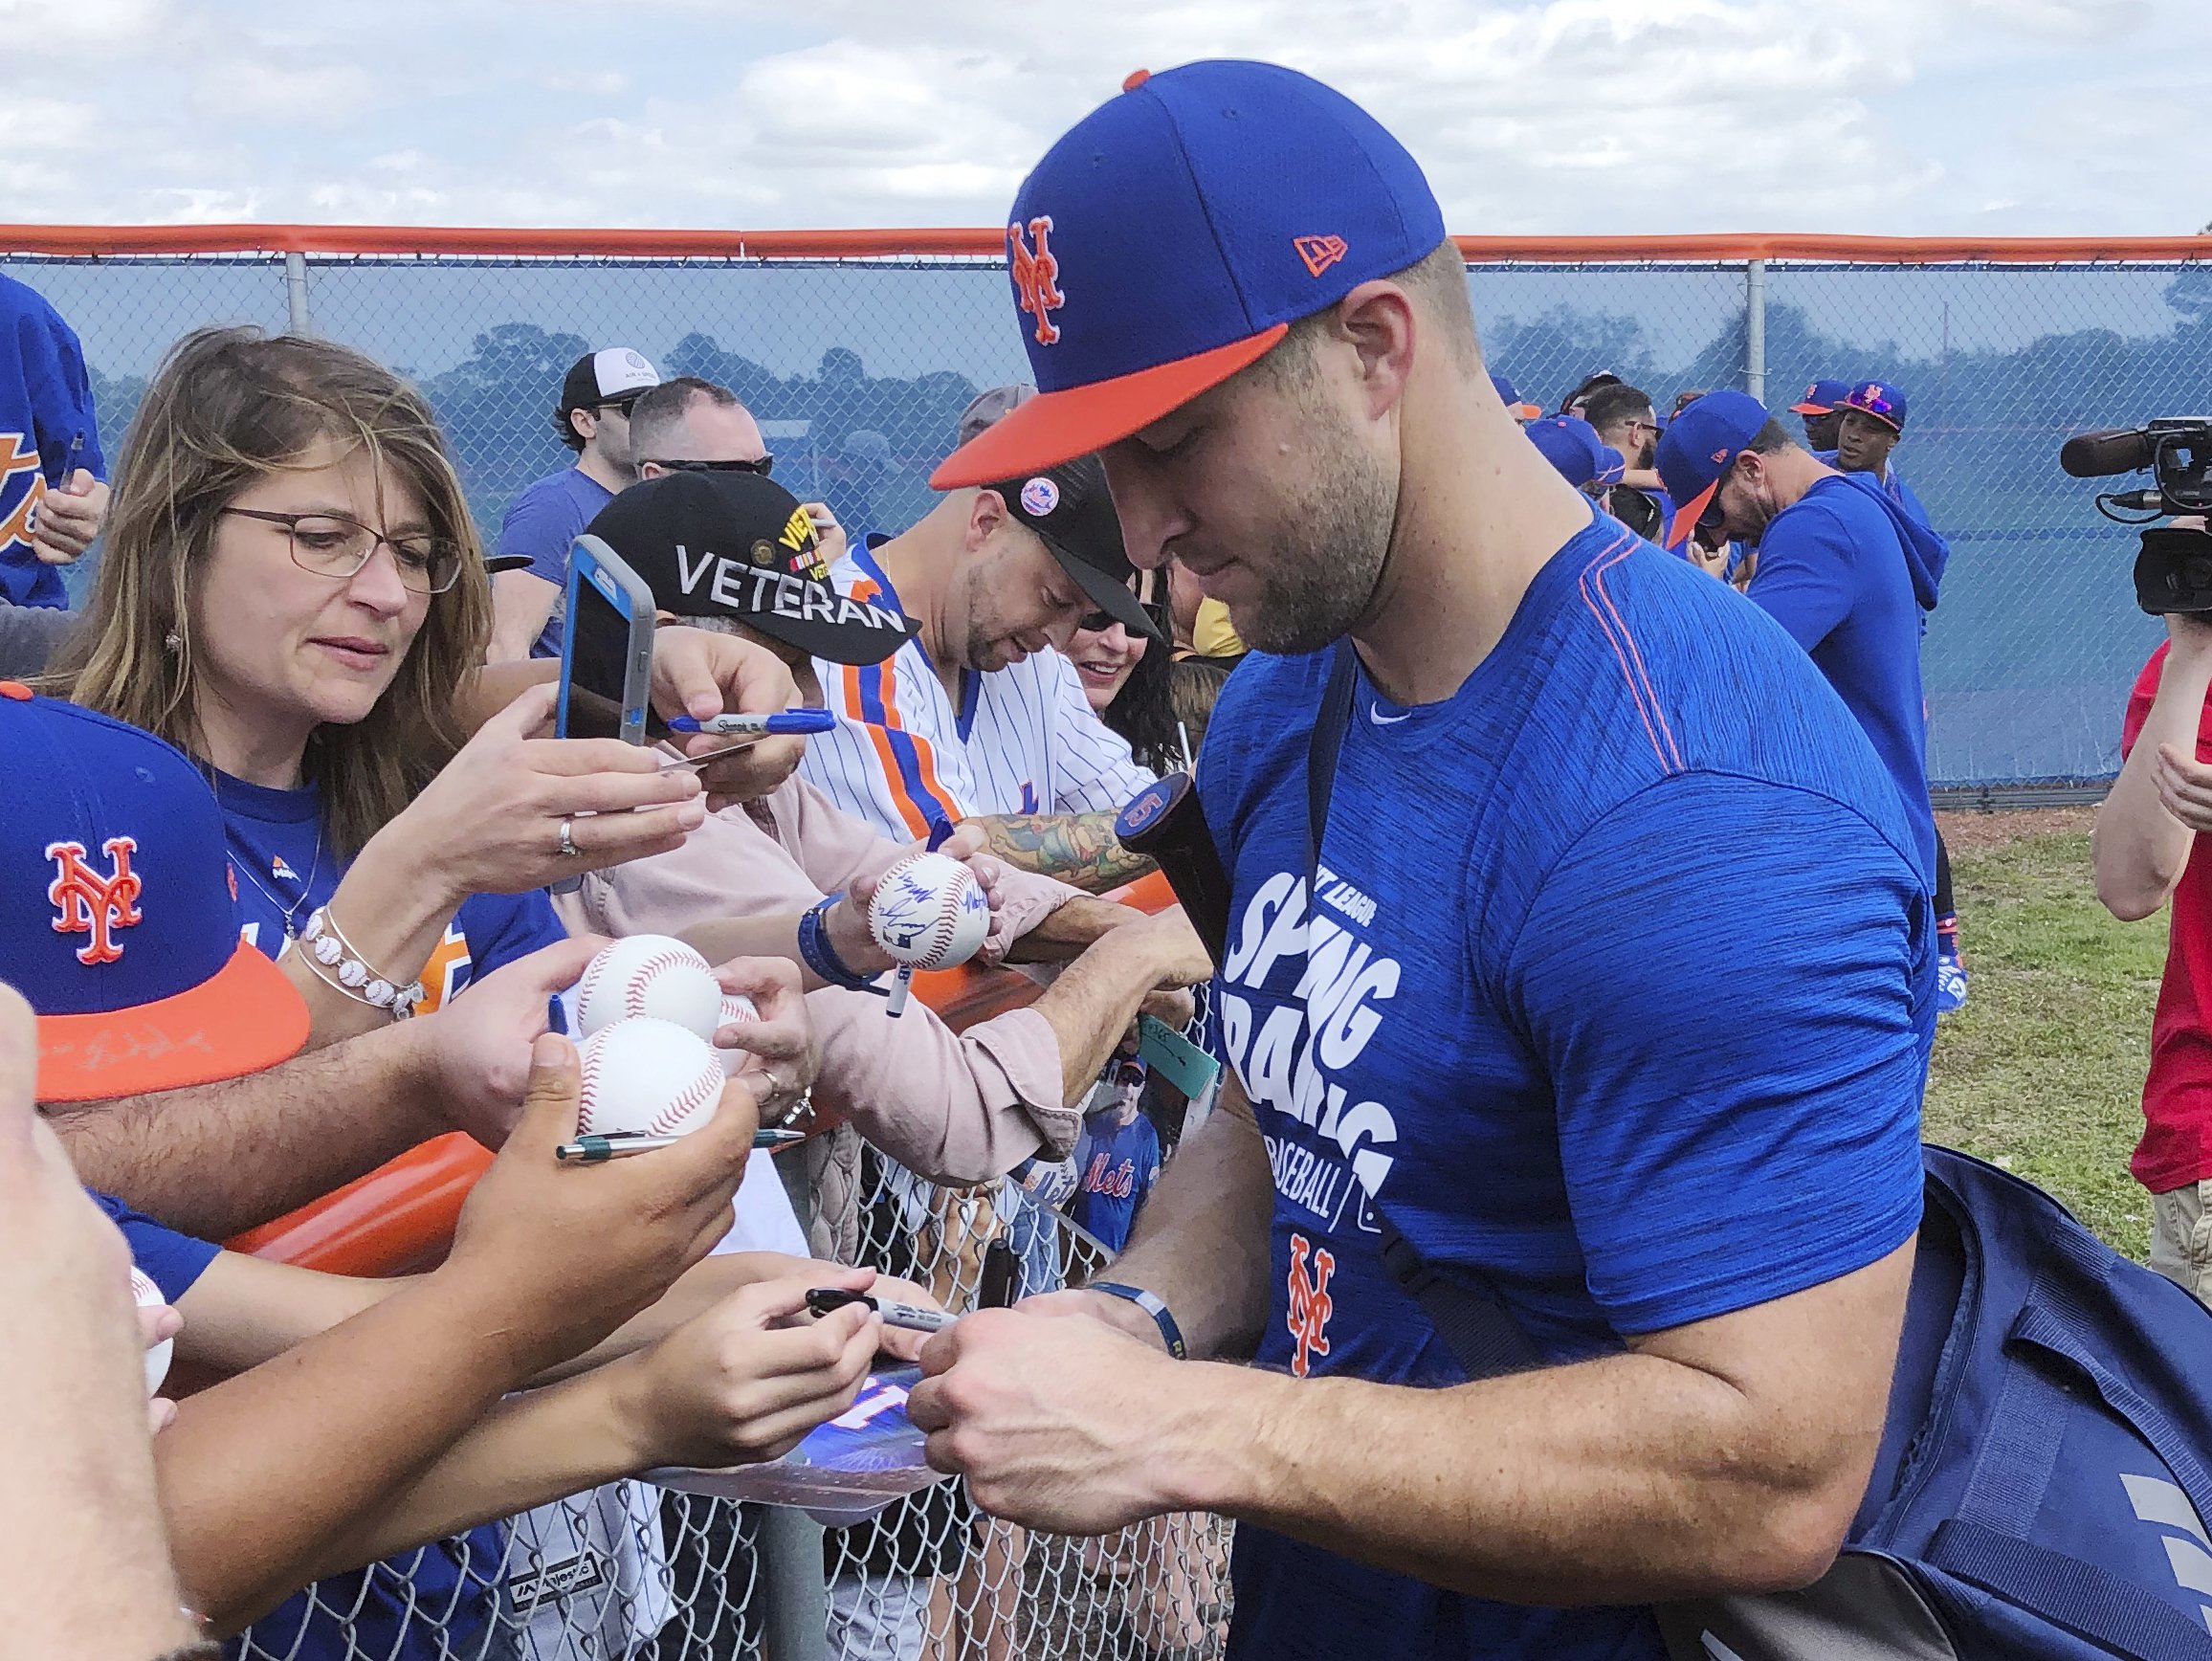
[963,810,1159,895]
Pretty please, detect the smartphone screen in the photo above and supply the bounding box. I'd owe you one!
[561,564,636,741]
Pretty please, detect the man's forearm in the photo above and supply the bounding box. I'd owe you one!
[46,1022,442,1239]
[1158,1341,1869,1606]
[2094,640,2212,919]
[1005,895,1142,963]
[963,811,1158,895]
[1081,1078,1272,1362]
[1028,930,1182,1103]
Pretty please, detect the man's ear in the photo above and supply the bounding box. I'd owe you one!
[964,485,1006,552]
[1333,280,1418,423]
[639,461,665,480]
[570,408,597,445]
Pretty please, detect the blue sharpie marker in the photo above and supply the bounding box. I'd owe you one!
[666,709,837,738]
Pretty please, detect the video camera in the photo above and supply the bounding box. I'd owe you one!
[2060,418,2212,614]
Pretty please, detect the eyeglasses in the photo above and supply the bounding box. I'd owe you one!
[642,455,776,478]
[596,396,643,419]
[222,508,464,596]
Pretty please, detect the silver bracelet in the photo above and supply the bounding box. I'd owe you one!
[297,907,425,1020]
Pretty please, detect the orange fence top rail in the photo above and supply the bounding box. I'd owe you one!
[1,225,2205,263]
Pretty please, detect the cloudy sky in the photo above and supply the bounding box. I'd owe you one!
[3,0,2203,235]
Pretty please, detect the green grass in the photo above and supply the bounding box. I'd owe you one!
[1925,822,2165,1260]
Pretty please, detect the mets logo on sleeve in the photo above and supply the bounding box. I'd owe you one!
[1286,1231,1337,1378]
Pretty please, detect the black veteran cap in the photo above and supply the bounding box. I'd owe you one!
[585,472,918,666]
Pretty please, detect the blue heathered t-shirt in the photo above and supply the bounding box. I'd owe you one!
[1746,472,1943,885]
[1070,1110,1161,1254]
[0,273,106,609]
[211,768,565,1661]
[1197,514,1933,1661]
[498,465,615,658]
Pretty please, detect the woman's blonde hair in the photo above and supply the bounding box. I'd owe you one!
[53,327,491,856]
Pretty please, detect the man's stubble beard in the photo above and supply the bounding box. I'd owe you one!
[1229,417,1398,658]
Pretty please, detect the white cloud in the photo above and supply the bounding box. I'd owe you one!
[0,0,2200,233]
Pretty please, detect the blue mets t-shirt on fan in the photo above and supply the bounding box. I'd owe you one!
[211,767,564,1661]
[214,769,564,1010]
[1197,514,1932,1660]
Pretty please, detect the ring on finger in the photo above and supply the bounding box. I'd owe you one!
[557,816,581,858]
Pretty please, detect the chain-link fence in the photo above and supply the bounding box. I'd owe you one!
[5,236,2207,783]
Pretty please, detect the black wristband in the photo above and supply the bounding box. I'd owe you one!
[1088,1281,1187,1360]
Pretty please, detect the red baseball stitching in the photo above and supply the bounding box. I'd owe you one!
[647,1054,723,1136]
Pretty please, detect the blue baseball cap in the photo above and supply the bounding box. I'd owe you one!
[1788,378,1849,416]
[1524,415,1625,491]
[1491,374,1541,421]
[1840,379,1908,432]
[1,687,308,1101]
[1654,388,1771,549]
[931,61,1448,489]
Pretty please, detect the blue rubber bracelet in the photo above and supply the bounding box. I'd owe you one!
[799,894,887,995]
[1088,1282,1186,1360]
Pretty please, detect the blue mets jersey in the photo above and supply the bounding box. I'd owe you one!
[1198,512,1933,1659]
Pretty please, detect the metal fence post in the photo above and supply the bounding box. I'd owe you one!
[284,251,314,336]
[1743,256,1766,401]
[754,1506,830,1661]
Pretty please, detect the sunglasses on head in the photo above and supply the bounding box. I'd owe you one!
[643,455,777,477]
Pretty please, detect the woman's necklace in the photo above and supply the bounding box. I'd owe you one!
[225,814,326,942]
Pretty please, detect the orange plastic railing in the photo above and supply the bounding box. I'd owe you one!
[2,226,2205,263]
[229,867,1183,1274]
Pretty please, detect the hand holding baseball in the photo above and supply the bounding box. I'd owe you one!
[708,957,818,1123]
[848,824,1012,968]
[421,935,606,1148]
[447,1032,761,1377]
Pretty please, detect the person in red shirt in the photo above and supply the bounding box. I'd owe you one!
[2093,609,2212,1301]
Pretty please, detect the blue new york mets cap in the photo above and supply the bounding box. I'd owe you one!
[1840,379,1909,432]
[931,60,1447,489]
[1788,378,1850,416]
[1524,415,1625,491]
[1654,388,1771,550]
[0,687,308,1100]
[1490,374,1541,421]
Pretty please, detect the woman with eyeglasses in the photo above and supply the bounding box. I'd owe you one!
[55,327,706,1046]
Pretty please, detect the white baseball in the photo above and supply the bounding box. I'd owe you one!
[577,1016,727,1138]
[867,852,991,971]
[131,1268,171,1397]
[714,994,759,1077]
[574,935,723,1042]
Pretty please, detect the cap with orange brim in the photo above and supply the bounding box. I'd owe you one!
[1653,389,1772,552]
[0,686,309,1102]
[932,59,1448,490]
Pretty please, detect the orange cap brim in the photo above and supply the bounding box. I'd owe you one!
[36,938,312,1102]
[930,324,1289,489]
[1787,401,1832,415]
[1667,479,1719,550]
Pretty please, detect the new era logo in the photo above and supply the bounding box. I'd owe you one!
[1294,234,1348,277]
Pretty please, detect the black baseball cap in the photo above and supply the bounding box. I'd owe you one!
[585,472,918,666]
[982,455,1162,641]
[560,346,660,418]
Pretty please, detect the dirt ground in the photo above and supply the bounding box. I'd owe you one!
[1936,805,2097,854]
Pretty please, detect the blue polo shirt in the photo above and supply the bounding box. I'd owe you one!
[1198,512,1932,1660]
[498,465,615,658]
[1746,471,1943,882]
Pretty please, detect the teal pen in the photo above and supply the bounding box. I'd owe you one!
[556,1127,807,1163]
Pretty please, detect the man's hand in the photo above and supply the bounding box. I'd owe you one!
[843,824,1014,968]
[908,1305,1184,1534]
[607,1267,882,1470]
[708,958,819,1125]
[443,1032,762,1377]
[650,626,808,809]
[31,471,108,564]
[802,502,850,571]
[420,936,605,1147]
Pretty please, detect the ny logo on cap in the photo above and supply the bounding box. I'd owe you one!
[1285,1230,1337,1378]
[1007,216,1066,347]
[46,835,143,965]
[1293,234,1348,277]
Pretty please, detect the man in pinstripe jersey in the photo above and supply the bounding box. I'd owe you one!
[800,444,1169,893]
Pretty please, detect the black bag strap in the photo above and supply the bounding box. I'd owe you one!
[1305,643,1541,1381]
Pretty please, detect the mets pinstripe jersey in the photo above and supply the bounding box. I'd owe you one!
[800,543,1156,840]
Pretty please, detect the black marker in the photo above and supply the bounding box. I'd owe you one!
[805,1288,958,1334]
